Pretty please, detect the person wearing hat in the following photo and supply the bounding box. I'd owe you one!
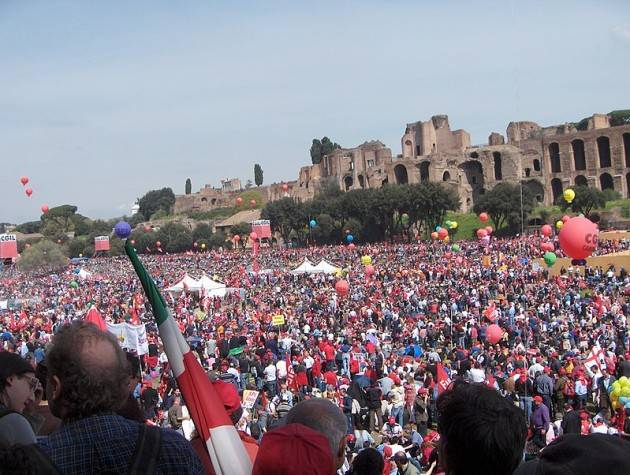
[530,395,550,449]
[0,352,38,446]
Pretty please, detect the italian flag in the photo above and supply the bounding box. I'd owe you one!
[125,241,252,475]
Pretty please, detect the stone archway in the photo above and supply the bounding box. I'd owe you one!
[459,160,485,206]
[522,179,545,204]
[575,175,588,187]
[418,162,430,182]
[394,164,409,185]
[344,176,353,191]
[493,152,502,180]
[597,136,611,168]
[442,171,450,181]
[548,143,561,173]
[572,139,586,170]
[600,172,614,190]
[551,178,563,202]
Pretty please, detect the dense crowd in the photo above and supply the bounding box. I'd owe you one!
[2,235,630,474]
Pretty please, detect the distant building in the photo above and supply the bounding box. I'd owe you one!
[174,112,630,214]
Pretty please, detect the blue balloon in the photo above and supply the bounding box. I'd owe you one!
[626,402,630,409]
[435,226,442,232]
[114,221,132,239]
[309,219,317,228]
[620,396,629,405]
[73,268,80,274]
[346,234,354,242]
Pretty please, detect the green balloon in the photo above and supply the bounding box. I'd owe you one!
[543,251,557,267]
[70,281,79,289]
[451,244,460,252]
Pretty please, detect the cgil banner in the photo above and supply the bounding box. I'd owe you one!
[106,322,149,355]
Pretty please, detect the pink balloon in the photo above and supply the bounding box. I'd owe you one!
[25,188,33,197]
[477,229,487,239]
[562,215,570,223]
[485,226,493,234]
[541,224,553,237]
[335,279,349,296]
[486,324,503,345]
[438,228,448,240]
[540,241,554,252]
[250,232,258,240]
[20,176,29,186]
[479,212,489,222]
[364,264,375,276]
[559,216,598,259]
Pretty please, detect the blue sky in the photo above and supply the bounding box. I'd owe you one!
[2,0,629,223]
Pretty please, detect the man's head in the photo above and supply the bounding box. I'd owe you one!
[285,398,347,471]
[46,321,130,422]
[437,382,526,475]
[393,452,409,468]
[533,395,543,406]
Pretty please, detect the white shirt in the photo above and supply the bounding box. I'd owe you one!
[468,368,486,383]
[264,364,277,382]
[276,360,287,379]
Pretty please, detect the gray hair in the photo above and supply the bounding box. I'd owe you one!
[285,398,347,458]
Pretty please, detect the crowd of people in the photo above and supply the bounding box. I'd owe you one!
[2,234,630,474]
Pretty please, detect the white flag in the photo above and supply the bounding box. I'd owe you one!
[107,322,149,355]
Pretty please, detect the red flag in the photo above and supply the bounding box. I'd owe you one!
[130,307,141,325]
[436,363,452,395]
[85,306,107,331]
[286,351,297,391]
[484,302,497,323]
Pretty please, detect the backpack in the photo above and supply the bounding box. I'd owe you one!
[563,379,576,397]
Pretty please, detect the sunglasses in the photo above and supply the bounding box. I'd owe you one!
[20,375,39,391]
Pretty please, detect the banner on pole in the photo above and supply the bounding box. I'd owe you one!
[106,322,149,355]
[0,234,18,259]
[94,236,110,251]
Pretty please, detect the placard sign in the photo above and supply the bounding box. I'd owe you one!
[0,234,18,259]
[94,236,110,251]
[251,220,272,239]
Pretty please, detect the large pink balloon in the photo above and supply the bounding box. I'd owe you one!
[559,216,598,259]
[541,224,553,237]
[486,324,503,345]
[335,279,349,296]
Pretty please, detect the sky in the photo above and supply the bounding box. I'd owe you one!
[1,0,629,224]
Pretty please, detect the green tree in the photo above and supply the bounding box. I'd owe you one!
[230,222,251,246]
[262,198,305,243]
[209,231,228,249]
[15,221,42,234]
[559,185,605,216]
[310,137,341,164]
[155,222,193,253]
[474,182,535,234]
[192,223,213,244]
[137,188,175,220]
[18,240,67,272]
[254,164,264,186]
[185,178,192,195]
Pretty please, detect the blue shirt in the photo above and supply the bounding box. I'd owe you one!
[38,413,204,474]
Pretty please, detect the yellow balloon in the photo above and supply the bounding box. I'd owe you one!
[444,236,450,243]
[556,220,563,229]
[201,243,206,249]
[563,188,575,203]
[450,221,458,229]
[619,376,629,386]
[612,400,619,410]
[621,387,630,397]
[612,387,621,397]
[361,255,372,265]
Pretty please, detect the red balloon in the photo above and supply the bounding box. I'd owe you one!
[365,264,375,276]
[437,228,448,240]
[541,224,553,237]
[25,188,33,197]
[20,176,29,186]
[144,226,152,232]
[282,183,289,191]
[477,229,488,239]
[335,279,349,296]
[233,235,241,242]
[485,226,493,234]
[486,324,503,345]
[236,197,243,205]
[540,241,554,252]
[562,215,570,223]
[479,212,489,222]
[41,205,49,214]
[250,199,257,206]
[430,232,439,240]
[348,243,356,250]
[559,216,598,259]
[444,252,452,259]
[250,232,258,240]
[130,239,136,245]
[156,241,161,247]
[455,256,463,265]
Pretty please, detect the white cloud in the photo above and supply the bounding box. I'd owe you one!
[612,26,630,43]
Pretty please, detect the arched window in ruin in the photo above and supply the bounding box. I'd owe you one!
[470,152,479,159]
[493,152,502,180]
[404,139,413,157]
[551,178,563,202]
[201,197,207,202]
[358,175,365,188]
[600,172,614,191]
[418,162,430,182]
[548,143,561,173]
[533,159,541,172]
[442,171,450,181]
[394,164,409,185]
[211,198,217,205]
[525,168,531,177]
[597,136,611,168]
[459,160,485,205]
[627,173,630,198]
[575,175,588,187]
[572,139,586,171]
[624,133,630,168]
[344,176,353,191]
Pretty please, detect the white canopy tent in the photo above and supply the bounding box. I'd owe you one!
[312,259,340,274]
[290,258,317,275]
[166,274,202,293]
[77,269,92,280]
[199,274,227,297]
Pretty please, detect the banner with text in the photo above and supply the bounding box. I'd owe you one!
[106,322,149,355]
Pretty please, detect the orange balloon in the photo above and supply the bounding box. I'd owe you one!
[479,212,489,222]
[236,197,243,205]
[25,188,33,197]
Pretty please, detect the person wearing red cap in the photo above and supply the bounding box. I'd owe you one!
[530,395,550,449]
[382,416,403,438]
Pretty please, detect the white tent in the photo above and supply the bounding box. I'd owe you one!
[199,274,227,297]
[290,258,317,275]
[167,274,202,293]
[312,259,340,274]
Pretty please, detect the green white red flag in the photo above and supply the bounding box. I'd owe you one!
[124,241,252,475]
